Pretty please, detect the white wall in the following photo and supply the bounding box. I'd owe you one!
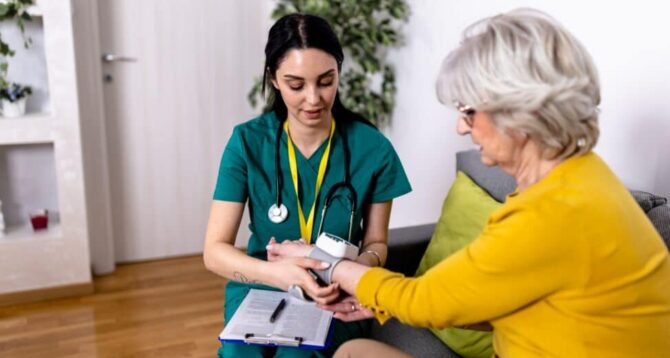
[203,1,275,247]
[386,0,670,229]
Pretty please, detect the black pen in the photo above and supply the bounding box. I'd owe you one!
[269,298,287,323]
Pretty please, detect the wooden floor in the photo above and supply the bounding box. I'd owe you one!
[0,255,227,357]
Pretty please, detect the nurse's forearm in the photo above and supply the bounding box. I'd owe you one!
[358,201,391,267]
[203,201,275,284]
[357,242,387,267]
[331,260,372,295]
[204,241,273,285]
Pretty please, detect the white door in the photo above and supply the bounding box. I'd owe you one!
[97,0,268,262]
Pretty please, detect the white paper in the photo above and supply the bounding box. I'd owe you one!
[219,289,334,348]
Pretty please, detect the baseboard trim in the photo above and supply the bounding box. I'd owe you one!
[0,282,94,308]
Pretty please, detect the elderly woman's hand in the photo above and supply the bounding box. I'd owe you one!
[266,237,312,261]
[318,295,374,322]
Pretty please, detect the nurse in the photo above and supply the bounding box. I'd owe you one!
[203,13,412,358]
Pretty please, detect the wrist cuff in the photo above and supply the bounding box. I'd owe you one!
[308,246,343,285]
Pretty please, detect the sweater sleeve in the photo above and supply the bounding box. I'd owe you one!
[356,205,583,327]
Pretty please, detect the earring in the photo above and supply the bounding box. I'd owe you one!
[577,138,586,147]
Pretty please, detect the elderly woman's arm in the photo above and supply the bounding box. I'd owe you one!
[331,260,369,294]
[346,212,578,327]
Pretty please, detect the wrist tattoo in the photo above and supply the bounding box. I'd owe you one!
[233,271,262,284]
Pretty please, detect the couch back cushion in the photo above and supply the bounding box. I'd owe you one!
[631,190,668,212]
[648,205,670,248]
[456,150,516,202]
[415,171,499,358]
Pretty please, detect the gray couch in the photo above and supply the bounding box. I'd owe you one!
[371,149,670,358]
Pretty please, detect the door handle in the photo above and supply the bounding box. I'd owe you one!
[102,53,137,63]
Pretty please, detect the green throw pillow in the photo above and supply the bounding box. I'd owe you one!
[415,171,502,358]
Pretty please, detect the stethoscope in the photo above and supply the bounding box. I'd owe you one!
[267,119,357,242]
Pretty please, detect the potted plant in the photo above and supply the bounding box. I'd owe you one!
[0,82,31,117]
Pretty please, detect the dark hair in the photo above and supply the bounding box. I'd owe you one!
[262,13,373,127]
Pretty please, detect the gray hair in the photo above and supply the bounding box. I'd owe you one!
[436,8,600,159]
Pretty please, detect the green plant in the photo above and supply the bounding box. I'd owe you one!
[248,0,410,127]
[0,0,34,89]
[0,82,31,102]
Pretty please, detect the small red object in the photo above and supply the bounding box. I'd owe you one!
[30,210,49,231]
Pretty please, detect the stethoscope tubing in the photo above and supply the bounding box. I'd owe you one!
[272,118,356,243]
[274,124,285,209]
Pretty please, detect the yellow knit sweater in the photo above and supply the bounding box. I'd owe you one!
[357,153,670,357]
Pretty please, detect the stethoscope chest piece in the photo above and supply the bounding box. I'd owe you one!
[268,203,288,223]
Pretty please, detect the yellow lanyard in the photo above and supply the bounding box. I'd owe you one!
[284,119,336,244]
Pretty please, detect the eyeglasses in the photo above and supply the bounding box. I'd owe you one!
[454,101,476,127]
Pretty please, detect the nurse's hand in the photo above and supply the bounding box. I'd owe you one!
[267,257,340,304]
[266,237,311,261]
[318,295,374,322]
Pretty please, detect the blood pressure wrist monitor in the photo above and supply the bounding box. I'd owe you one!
[307,232,359,285]
[316,232,359,260]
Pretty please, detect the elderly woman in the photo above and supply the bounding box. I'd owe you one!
[268,8,670,357]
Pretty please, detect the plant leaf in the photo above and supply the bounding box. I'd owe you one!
[0,4,10,17]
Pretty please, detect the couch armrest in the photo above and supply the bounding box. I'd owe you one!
[648,204,670,249]
[385,224,435,276]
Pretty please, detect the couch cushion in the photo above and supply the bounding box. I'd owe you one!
[456,150,516,202]
[414,171,499,358]
[415,171,501,274]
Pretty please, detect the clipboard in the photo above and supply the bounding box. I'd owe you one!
[219,289,335,349]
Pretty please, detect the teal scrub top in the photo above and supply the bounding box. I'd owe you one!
[214,111,411,256]
[212,112,411,356]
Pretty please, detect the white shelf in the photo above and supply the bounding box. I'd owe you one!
[0,0,93,297]
[0,222,62,242]
[0,113,53,145]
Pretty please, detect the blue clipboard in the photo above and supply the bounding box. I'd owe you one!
[219,319,335,350]
[218,289,336,350]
